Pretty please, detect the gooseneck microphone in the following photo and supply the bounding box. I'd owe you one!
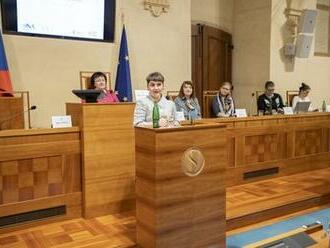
[249,92,255,116]
[0,105,37,130]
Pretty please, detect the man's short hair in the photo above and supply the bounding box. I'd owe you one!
[265,81,275,89]
[146,72,164,84]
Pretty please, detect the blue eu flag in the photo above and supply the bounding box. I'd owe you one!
[115,26,132,102]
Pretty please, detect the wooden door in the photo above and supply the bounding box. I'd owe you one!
[192,24,232,116]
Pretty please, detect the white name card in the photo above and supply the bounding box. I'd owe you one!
[175,111,185,121]
[235,109,247,118]
[283,107,294,115]
[326,105,330,112]
[51,115,72,128]
[134,90,149,101]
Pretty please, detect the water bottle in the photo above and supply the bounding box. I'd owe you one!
[322,100,327,112]
[152,103,160,128]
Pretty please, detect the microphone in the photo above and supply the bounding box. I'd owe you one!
[0,105,37,130]
[249,92,255,116]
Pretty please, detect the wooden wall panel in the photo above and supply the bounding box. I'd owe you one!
[295,129,322,156]
[200,113,330,186]
[136,124,227,248]
[244,134,278,164]
[0,97,24,130]
[66,103,135,218]
[0,128,82,221]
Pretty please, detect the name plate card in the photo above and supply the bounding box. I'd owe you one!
[51,115,72,128]
[175,111,185,121]
[326,105,330,112]
[283,107,294,115]
[235,109,247,118]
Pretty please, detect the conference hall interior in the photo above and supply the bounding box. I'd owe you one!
[0,0,330,247]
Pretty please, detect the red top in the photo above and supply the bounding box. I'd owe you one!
[97,90,120,103]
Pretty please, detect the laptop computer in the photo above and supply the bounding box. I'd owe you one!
[294,101,311,113]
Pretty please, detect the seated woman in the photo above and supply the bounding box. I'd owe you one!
[174,81,201,120]
[133,72,178,127]
[212,82,235,117]
[257,81,284,115]
[292,83,316,112]
[90,72,119,103]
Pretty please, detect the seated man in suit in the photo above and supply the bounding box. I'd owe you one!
[257,81,284,115]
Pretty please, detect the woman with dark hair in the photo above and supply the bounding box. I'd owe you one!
[212,81,235,117]
[90,71,119,103]
[292,83,315,111]
[174,81,201,120]
[257,81,284,115]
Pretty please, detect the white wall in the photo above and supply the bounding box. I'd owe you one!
[191,0,234,33]
[4,0,330,127]
[270,0,330,108]
[232,0,272,111]
[3,0,191,127]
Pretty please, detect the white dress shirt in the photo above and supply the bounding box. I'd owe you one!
[133,94,177,127]
[292,95,314,111]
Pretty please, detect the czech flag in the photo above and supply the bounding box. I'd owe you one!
[0,31,13,96]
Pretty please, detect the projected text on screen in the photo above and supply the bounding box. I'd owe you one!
[17,0,105,40]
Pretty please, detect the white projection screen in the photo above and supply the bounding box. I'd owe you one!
[1,0,116,42]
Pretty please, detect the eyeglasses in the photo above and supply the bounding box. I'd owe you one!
[94,77,106,83]
[221,87,231,91]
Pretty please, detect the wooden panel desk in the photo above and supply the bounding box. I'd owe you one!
[201,113,330,186]
[0,127,81,230]
[66,103,135,218]
[0,97,24,130]
[135,123,227,248]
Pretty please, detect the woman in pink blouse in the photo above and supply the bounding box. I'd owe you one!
[90,72,119,103]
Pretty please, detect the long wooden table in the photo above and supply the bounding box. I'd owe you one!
[0,128,81,231]
[200,112,330,186]
[1,111,330,233]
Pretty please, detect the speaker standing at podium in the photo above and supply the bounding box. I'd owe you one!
[133,72,178,127]
[257,81,284,115]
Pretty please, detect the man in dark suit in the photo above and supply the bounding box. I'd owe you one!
[257,81,284,115]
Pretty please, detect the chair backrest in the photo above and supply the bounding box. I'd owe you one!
[80,71,111,90]
[254,90,265,113]
[255,90,264,101]
[202,90,218,118]
[286,90,299,107]
[166,91,179,101]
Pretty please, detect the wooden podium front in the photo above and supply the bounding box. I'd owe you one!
[135,124,227,248]
[66,103,135,218]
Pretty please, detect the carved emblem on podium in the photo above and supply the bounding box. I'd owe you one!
[181,148,205,177]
